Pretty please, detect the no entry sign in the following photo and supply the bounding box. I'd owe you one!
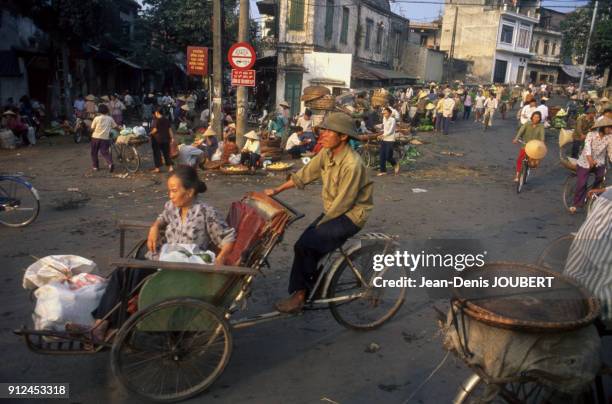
[228,42,256,70]
[231,69,256,87]
[186,46,208,76]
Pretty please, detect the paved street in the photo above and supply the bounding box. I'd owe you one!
[0,107,596,403]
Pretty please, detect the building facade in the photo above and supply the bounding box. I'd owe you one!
[408,21,441,50]
[257,0,412,115]
[527,7,565,84]
[440,0,540,84]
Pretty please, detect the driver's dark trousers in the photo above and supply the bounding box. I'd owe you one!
[288,214,360,294]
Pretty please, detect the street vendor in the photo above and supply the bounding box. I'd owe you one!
[194,127,219,161]
[285,126,312,159]
[264,112,373,313]
[240,130,261,172]
[512,111,545,182]
[568,117,612,214]
[73,166,236,345]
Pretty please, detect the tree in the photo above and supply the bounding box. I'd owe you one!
[561,0,612,78]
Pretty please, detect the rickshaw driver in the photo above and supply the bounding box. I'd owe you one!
[265,112,374,313]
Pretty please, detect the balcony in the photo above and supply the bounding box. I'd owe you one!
[530,54,561,66]
[497,41,534,56]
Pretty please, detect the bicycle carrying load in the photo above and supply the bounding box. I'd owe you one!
[442,262,601,395]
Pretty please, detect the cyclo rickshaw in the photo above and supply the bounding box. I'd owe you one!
[15,192,406,402]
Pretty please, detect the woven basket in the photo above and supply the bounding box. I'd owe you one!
[306,95,336,111]
[260,138,281,148]
[303,85,330,97]
[220,164,251,175]
[371,95,389,108]
[452,261,600,332]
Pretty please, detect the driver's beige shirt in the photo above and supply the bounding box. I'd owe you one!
[291,145,373,228]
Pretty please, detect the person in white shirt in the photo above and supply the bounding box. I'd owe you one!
[441,93,455,135]
[405,87,414,101]
[536,98,549,123]
[377,107,399,176]
[387,104,401,121]
[89,104,118,172]
[200,107,210,127]
[297,109,314,134]
[483,94,498,128]
[474,92,486,122]
[519,98,538,125]
[285,126,311,158]
[240,130,261,171]
[73,94,85,117]
[123,92,134,108]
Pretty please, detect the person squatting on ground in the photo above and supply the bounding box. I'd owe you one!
[264,112,373,313]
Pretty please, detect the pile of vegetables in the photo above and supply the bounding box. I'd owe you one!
[552,117,567,129]
[416,124,434,132]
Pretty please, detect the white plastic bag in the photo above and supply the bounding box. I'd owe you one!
[228,153,241,165]
[33,279,107,331]
[23,255,98,290]
[27,126,37,145]
[211,147,222,161]
[159,244,215,264]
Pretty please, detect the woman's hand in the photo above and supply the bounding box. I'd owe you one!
[264,188,277,196]
[512,139,518,144]
[147,224,160,253]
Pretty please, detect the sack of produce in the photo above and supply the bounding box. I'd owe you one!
[159,243,216,264]
[33,277,107,331]
[0,130,17,149]
[23,255,98,290]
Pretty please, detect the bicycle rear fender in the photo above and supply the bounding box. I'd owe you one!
[2,176,39,200]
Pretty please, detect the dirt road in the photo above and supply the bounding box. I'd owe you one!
[0,108,593,403]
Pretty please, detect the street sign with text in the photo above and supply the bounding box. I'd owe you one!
[231,69,256,87]
[186,46,208,76]
[228,42,256,70]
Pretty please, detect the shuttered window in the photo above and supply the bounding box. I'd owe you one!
[340,7,349,44]
[288,0,304,30]
[325,0,334,40]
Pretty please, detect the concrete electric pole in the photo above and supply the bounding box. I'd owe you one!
[212,0,224,137]
[236,0,250,146]
[578,1,598,92]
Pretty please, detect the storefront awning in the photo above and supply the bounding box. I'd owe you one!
[351,62,415,81]
[561,64,583,79]
[116,57,142,69]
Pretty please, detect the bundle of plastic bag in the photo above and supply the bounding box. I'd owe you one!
[159,244,215,264]
[33,278,107,331]
[23,255,98,290]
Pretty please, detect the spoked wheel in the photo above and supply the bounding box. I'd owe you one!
[74,128,84,143]
[516,163,529,193]
[358,145,375,168]
[0,177,40,227]
[328,244,406,330]
[535,233,575,273]
[111,299,232,402]
[562,174,577,211]
[454,372,594,404]
[113,144,140,173]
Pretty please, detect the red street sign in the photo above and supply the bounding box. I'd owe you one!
[228,42,256,70]
[231,69,256,87]
[186,46,208,75]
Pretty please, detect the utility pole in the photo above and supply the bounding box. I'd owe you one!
[236,0,250,146]
[578,0,598,92]
[447,6,458,83]
[212,0,224,137]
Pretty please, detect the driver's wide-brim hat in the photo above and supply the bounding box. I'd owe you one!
[317,112,359,139]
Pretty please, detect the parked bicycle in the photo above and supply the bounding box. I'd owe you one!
[109,131,141,174]
[0,174,40,227]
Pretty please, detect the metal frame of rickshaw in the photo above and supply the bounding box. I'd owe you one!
[15,194,399,354]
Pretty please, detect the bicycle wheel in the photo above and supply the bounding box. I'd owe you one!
[121,145,140,173]
[328,244,406,330]
[535,233,575,273]
[454,372,594,404]
[0,177,40,227]
[562,174,577,210]
[112,299,232,402]
[516,163,528,193]
[358,145,374,168]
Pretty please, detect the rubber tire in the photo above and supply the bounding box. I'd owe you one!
[0,178,40,228]
[562,174,577,211]
[516,163,528,193]
[111,299,232,403]
[328,244,406,331]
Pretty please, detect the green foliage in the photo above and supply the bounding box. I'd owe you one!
[561,0,612,76]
